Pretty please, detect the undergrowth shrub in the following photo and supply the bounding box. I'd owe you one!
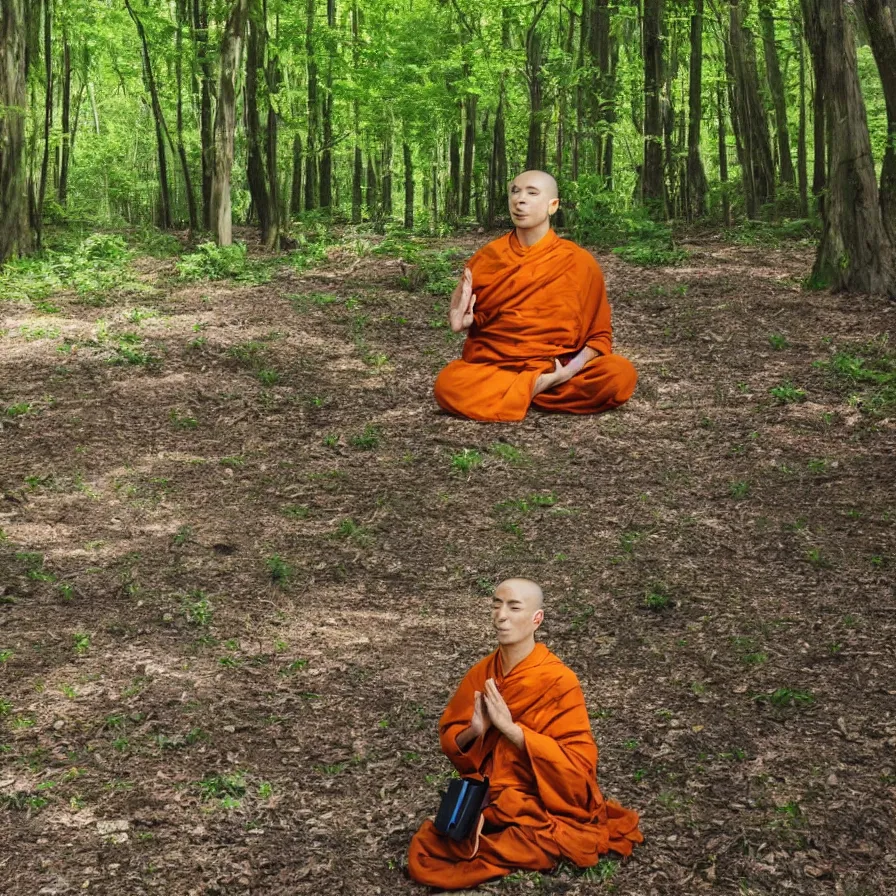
[815,336,896,415]
[568,177,687,267]
[177,242,250,281]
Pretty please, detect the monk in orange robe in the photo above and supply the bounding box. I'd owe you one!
[407,579,643,889]
[434,171,637,422]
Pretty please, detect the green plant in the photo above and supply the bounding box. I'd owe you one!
[770,381,807,404]
[266,555,293,583]
[729,481,750,499]
[5,402,32,418]
[177,242,251,281]
[73,633,91,654]
[196,772,247,801]
[450,448,482,473]
[755,687,815,708]
[489,442,525,464]
[335,518,369,541]
[814,336,896,414]
[257,368,280,386]
[172,524,193,546]
[644,583,672,611]
[768,334,789,350]
[183,591,213,626]
[169,409,198,429]
[351,424,381,450]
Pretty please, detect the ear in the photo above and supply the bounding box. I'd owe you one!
[533,609,544,628]
[548,197,560,216]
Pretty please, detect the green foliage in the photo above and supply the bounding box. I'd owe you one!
[769,382,807,404]
[815,336,896,415]
[177,242,269,283]
[644,582,672,611]
[754,687,815,708]
[450,448,483,473]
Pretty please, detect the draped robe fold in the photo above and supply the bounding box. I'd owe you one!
[407,644,643,889]
[434,230,637,422]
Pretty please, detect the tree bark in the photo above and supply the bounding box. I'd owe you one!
[192,0,214,229]
[856,0,896,243]
[525,26,545,170]
[319,0,335,210]
[461,89,476,217]
[35,0,53,246]
[717,79,731,226]
[175,0,198,231]
[403,142,413,229]
[290,133,303,217]
[795,10,809,216]
[125,0,172,229]
[801,0,896,295]
[351,0,362,223]
[58,33,71,206]
[0,0,29,262]
[758,0,795,185]
[305,0,319,211]
[211,0,249,246]
[642,0,665,211]
[686,0,708,220]
[246,0,278,248]
[728,0,775,217]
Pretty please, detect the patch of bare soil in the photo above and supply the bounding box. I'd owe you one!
[1,231,895,895]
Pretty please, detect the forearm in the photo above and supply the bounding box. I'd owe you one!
[501,724,525,750]
[454,726,478,751]
[565,345,599,374]
[532,346,599,397]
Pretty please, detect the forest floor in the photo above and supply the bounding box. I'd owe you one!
[1,225,895,896]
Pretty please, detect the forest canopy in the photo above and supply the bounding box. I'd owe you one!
[1,0,894,294]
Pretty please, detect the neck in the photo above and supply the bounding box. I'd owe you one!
[498,639,536,675]
[514,221,552,247]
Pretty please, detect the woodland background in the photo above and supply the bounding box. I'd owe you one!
[1,0,895,294]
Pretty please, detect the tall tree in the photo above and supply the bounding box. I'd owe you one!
[758,0,795,185]
[319,0,336,210]
[211,0,249,245]
[857,0,896,243]
[0,0,29,262]
[642,0,665,211]
[305,0,319,210]
[686,0,708,219]
[801,0,896,295]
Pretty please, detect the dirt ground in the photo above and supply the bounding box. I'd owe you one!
[1,229,895,896]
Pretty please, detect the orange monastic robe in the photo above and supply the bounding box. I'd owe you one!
[434,229,637,422]
[407,644,643,889]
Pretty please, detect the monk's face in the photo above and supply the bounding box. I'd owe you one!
[508,171,559,232]
[492,580,543,647]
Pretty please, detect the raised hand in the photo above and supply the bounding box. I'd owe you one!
[448,268,477,332]
[468,690,492,739]
[482,678,516,738]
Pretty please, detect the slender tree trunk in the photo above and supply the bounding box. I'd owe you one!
[0,0,29,262]
[856,0,896,243]
[810,34,826,218]
[717,80,731,226]
[758,0,795,185]
[193,0,214,229]
[801,0,896,295]
[35,0,53,246]
[381,142,393,217]
[686,0,708,220]
[446,128,460,224]
[290,133,303,216]
[403,142,413,229]
[728,0,775,217]
[246,0,277,247]
[211,0,249,246]
[642,0,665,211]
[58,34,71,205]
[461,90,476,217]
[319,0,335,210]
[525,27,545,170]
[488,88,507,228]
[175,0,198,231]
[795,10,809,216]
[305,0,319,210]
[125,0,172,228]
[351,0,362,223]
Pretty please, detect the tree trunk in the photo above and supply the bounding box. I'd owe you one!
[642,0,665,211]
[246,0,278,248]
[717,79,731,226]
[857,0,896,243]
[525,27,544,170]
[0,0,29,262]
[175,0,198,231]
[125,0,172,229]
[446,128,460,224]
[801,0,896,295]
[461,90,476,217]
[35,0,53,247]
[686,0,708,220]
[795,11,809,216]
[351,0,362,223]
[211,0,249,246]
[487,88,507,228]
[305,0,319,211]
[381,142,393,217]
[319,0,335,210]
[193,0,214,229]
[728,0,775,217]
[758,0,795,185]
[58,34,71,205]
[290,133,303,216]
[403,142,413,229]
[366,154,378,223]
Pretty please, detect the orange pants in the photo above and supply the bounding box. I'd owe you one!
[407,816,560,889]
[434,353,638,422]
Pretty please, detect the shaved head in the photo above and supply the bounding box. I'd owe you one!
[495,578,544,610]
[510,170,559,199]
